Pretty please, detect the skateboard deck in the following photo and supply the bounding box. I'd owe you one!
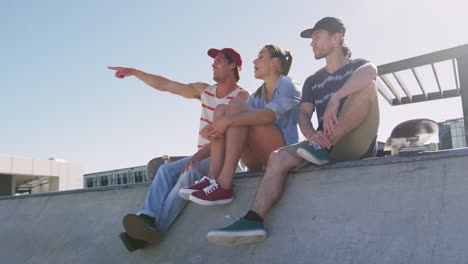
[384,119,439,156]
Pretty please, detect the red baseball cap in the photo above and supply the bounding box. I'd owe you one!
[207,48,242,70]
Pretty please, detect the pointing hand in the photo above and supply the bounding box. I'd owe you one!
[107,66,133,79]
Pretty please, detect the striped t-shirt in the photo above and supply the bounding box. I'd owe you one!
[198,85,244,149]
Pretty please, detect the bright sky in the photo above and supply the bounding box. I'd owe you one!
[2,0,468,173]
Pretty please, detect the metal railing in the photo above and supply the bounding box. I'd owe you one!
[377,44,468,105]
[376,43,468,143]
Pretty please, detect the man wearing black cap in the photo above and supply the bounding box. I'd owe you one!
[108,48,248,251]
[206,17,379,246]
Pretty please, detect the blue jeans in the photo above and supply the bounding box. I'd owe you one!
[137,156,210,233]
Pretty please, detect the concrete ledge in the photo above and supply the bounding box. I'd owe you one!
[3,148,467,201]
[1,149,468,263]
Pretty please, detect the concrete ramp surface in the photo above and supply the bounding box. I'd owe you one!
[1,149,468,264]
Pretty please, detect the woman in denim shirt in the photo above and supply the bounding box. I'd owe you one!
[179,44,302,205]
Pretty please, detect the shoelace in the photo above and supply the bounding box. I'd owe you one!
[194,176,214,186]
[193,176,208,185]
[202,181,219,194]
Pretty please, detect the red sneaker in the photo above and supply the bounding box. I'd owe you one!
[189,181,233,205]
[178,176,214,200]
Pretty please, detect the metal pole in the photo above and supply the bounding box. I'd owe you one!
[457,55,468,145]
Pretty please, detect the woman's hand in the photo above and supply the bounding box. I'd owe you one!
[200,124,223,141]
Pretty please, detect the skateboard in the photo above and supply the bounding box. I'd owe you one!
[384,118,439,156]
[145,155,187,181]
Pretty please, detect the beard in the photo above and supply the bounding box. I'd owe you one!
[314,46,333,60]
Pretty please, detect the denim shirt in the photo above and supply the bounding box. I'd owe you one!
[247,75,302,145]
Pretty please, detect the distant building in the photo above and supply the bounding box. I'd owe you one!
[83,156,189,189]
[83,155,250,189]
[83,165,148,188]
[439,118,466,149]
[0,154,83,196]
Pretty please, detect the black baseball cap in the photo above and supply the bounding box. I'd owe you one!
[300,17,346,38]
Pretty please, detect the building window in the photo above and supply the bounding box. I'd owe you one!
[439,124,452,150]
[101,176,109,186]
[86,178,94,188]
[135,171,143,183]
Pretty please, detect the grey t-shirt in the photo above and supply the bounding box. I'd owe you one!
[301,58,369,131]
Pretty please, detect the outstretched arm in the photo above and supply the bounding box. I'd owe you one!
[322,63,377,136]
[108,66,209,99]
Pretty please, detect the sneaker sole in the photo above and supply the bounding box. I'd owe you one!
[178,189,196,200]
[119,232,137,252]
[189,195,233,206]
[122,214,162,244]
[296,148,329,165]
[207,230,267,246]
[119,232,147,252]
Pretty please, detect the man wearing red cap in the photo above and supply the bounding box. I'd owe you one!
[207,17,379,246]
[108,47,248,251]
